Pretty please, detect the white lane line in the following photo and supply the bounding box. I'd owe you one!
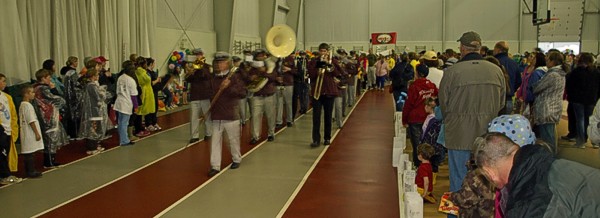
[31,122,199,217]
[0,122,192,190]
[154,110,311,217]
[275,92,367,218]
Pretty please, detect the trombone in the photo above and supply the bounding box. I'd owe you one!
[313,51,332,100]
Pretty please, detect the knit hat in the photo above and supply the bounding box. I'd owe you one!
[488,114,536,147]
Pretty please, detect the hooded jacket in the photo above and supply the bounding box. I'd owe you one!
[402,78,438,125]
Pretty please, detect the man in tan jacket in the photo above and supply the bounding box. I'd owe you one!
[439,31,505,196]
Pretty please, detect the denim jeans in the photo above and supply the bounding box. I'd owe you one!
[536,123,556,153]
[505,99,513,114]
[117,112,131,145]
[376,76,386,89]
[448,149,471,192]
[572,103,595,145]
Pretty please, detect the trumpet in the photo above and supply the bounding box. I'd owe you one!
[184,56,208,77]
[313,52,332,100]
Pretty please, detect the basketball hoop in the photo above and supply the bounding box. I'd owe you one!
[545,17,560,31]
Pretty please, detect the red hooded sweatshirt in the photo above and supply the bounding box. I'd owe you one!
[402,78,438,125]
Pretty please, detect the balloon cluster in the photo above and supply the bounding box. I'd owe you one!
[168,50,188,69]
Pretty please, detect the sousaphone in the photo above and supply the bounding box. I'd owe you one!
[247,24,297,93]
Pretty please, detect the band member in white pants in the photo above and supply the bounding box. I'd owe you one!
[247,49,277,144]
[207,52,247,177]
[276,53,297,128]
[186,48,212,144]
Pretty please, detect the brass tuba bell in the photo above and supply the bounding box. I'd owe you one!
[265,24,297,58]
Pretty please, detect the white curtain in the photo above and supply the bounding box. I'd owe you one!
[0,0,156,86]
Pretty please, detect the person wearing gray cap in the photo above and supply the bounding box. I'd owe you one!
[186,48,213,143]
[438,31,506,201]
[207,52,247,176]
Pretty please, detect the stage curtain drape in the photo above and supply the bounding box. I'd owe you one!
[0,0,155,86]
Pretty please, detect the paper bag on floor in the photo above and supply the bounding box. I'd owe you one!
[404,192,424,218]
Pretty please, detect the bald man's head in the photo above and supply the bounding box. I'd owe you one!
[494,41,509,55]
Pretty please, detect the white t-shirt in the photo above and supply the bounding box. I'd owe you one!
[114,74,139,115]
[0,92,12,136]
[428,67,444,88]
[19,101,44,153]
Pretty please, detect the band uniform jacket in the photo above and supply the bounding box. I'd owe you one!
[209,71,247,120]
[247,64,277,96]
[308,57,343,97]
[186,62,214,101]
[277,56,297,86]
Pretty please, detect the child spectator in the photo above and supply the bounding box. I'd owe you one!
[420,97,444,184]
[79,69,110,155]
[415,143,437,203]
[0,73,22,185]
[33,69,69,168]
[422,97,437,133]
[19,85,44,178]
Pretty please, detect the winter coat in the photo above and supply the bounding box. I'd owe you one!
[504,144,600,217]
[439,53,506,150]
[565,66,600,106]
[495,52,521,96]
[532,66,566,125]
[389,62,414,93]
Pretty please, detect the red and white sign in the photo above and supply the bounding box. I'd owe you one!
[371,32,397,45]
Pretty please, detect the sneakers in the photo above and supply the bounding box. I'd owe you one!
[560,135,576,142]
[310,141,320,148]
[230,162,240,169]
[136,130,150,137]
[575,143,587,149]
[154,124,162,131]
[323,140,331,146]
[0,176,22,185]
[592,144,599,149]
[146,126,157,132]
[121,141,135,146]
[87,146,105,155]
